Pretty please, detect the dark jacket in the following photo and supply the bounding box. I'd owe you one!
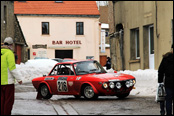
[158,52,173,89]
[105,57,111,70]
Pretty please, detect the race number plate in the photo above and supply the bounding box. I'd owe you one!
[57,77,68,92]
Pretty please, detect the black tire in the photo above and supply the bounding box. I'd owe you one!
[116,92,130,99]
[40,84,53,99]
[83,85,98,100]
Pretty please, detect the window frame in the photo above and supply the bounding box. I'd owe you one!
[4,5,7,24]
[76,22,84,35]
[135,29,140,59]
[148,25,154,55]
[55,1,63,3]
[42,22,49,35]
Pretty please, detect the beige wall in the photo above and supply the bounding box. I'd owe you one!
[156,1,173,65]
[17,16,100,61]
[109,1,173,70]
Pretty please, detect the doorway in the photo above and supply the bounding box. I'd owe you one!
[100,55,107,66]
[148,25,154,69]
[55,50,73,59]
[15,44,22,64]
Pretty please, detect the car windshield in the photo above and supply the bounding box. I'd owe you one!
[73,60,107,75]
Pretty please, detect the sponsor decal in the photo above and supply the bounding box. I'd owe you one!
[76,77,81,80]
[58,77,68,80]
[44,77,54,80]
[68,81,73,87]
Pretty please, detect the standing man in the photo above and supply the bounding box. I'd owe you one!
[105,57,111,70]
[1,37,23,115]
[158,44,173,115]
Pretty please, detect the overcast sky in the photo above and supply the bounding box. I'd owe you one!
[96,1,108,6]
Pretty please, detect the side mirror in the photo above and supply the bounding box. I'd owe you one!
[114,71,117,73]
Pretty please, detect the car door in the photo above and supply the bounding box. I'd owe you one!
[56,64,76,95]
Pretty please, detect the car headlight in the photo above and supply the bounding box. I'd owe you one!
[129,80,133,86]
[125,81,130,88]
[109,82,115,89]
[103,82,108,89]
[116,82,121,89]
[133,79,136,85]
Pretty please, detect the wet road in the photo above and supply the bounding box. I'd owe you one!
[12,83,161,115]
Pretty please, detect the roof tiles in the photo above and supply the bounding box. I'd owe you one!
[14,1,100,16]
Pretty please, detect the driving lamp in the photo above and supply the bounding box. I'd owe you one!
[103,82,108,89]
[125,81,130,88]
[109,82,115,89]
[116,82,121,89]
[129,80,133,86]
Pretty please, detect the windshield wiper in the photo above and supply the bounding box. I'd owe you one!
[90,69,98,71]
[90,69,103,74]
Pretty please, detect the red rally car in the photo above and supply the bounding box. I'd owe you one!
[32,60,136,100]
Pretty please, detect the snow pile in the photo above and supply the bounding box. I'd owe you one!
[104,68,158,96]
[15,59,158,97]
[16,59,58,83]
[118,69,158,96]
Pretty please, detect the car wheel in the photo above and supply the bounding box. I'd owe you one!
[40,84,52,99]
[116,92,130,99]
[83,85,98,100]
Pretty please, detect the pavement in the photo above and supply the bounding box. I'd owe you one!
[12,84,79,115]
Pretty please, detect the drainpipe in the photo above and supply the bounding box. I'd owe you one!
[155,1,159,38]
[119,29,125,70]
[155,1,160,66]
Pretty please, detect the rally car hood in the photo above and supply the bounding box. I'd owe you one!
[89,72,135,81]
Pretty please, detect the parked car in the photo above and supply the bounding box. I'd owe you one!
[62,58,76,62]
[34,57,49,59]
[52,58,63,63]
[32,60,136,100]
[52,58,76,63]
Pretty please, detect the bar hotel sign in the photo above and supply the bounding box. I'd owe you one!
[52,40,82,45]
[32,40,82,49]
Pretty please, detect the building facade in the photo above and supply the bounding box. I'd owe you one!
[108,1,173,71]
[1,1,28,64]
[1,1,14,42]
[99,6,110,66]
[14,1,100,61]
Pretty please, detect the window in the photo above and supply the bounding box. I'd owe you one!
[49,64,74,76]
[55,1,63,3]
[149,26,154,54]
[130,28,140,60]
[76,22,84,35]
[135,29,140,58]
[4,5,7,24]
[42,22,49,35]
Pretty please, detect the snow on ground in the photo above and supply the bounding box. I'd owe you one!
[16,59,58,83]
[16,59,158,97]
[105,68,158,96]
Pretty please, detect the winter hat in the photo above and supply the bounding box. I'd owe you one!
[4,37,13,45]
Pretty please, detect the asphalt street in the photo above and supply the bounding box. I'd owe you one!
[12,83,161,115]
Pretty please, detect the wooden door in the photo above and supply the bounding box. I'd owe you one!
[100,55,107,66]
[15,44,22,64]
